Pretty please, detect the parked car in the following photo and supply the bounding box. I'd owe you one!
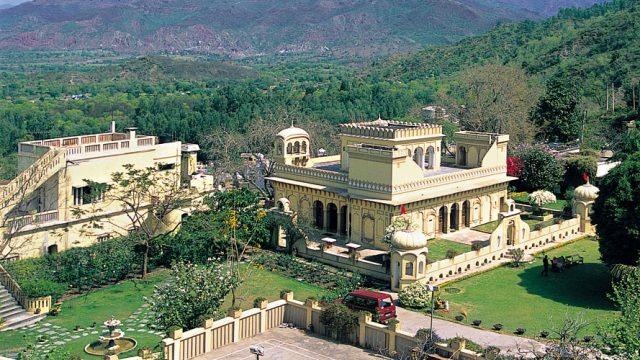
[340,289,396,323]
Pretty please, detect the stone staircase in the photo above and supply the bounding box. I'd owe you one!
[0,283,45,331]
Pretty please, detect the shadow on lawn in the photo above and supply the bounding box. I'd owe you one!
[516,263,615,311]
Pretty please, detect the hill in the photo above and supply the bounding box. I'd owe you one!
[0,0,605,58]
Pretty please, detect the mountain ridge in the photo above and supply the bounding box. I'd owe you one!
[0,0,606,58]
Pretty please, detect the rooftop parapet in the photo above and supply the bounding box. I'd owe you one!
[340,120,442,140]
[455,131,509,144]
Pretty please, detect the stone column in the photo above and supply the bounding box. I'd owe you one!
[444,206,451,234]
[323,208,330,231]
[358,312,371,348]
[169,328,182,360]
[203,318,213,352]
[388,320,401,354]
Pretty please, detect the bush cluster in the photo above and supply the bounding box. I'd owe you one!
[398,282,432,309]
[6,237,140,298]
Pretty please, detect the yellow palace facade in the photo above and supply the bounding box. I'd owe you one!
[267,119,516,250]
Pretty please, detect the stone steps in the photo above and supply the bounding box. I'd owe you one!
[0,283,46,331]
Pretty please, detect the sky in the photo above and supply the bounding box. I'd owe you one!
[0,0,29,7]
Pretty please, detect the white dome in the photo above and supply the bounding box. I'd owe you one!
[392,230,428,250]
[574,182,599,201]
[276,126,309,140]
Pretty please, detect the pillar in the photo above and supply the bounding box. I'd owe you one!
[323,208,329,230]
[358,312,371,347]
[203,318,213,351]
[388,320,400,354]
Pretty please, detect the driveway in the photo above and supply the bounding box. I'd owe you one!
[396,307,545,355]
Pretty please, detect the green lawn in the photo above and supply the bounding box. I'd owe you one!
[427,239,471,262]
[0,266,327,359]
[438,238,616,338]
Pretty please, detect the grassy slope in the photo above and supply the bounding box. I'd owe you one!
[439,238,615,337]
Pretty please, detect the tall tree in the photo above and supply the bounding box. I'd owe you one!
[530,77,582,143]
[511,146,566,193]
[592,152,640,266]
[450,63,539,145]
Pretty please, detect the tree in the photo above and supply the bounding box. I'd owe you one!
[613,129,640,161]
[450,64,538,145]
[592,152,640,266]
[81,164,192,277]
[511,146,565,193]
[147,261,233,330]
[599,270,640,359]
[563,154,597,191]
[530,77,582,143]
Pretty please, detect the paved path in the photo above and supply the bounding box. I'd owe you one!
[396,307,545,355]
[195,327,386,360]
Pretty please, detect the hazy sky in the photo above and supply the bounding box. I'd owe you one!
[0,0,29,6]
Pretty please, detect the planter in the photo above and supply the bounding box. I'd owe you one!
[454,315,464,321]
[515,328,526,335]
[169,328,183,340]
[228,308,242,319]
[583,336,593,343]
[258,300,268,310]
[280,291,294,301]
[492,324,503,331]
[472,320,482,326]
[540,331,549,338]
[305,299,318,308]
[388,320,401,332]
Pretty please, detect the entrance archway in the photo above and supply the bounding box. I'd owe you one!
[462,201,470,227]
[327,203,338,233]
[47,244,58,254]
[339,206,348,235]
[413,147,425,169]
[458,146,467,166]
[438,206,448,233]
[313,201,324,229]
[450,203,459,231]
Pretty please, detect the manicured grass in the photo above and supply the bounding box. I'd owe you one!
[0,266,327,358]
[438,238,616,337]
[224,264,329,310]
[427,239,471,262]
[47,270,168,329]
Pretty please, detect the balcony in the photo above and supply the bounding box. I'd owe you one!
[5,210,60,232]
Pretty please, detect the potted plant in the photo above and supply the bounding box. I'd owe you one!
[455,313,465,321]
[515,327,526,335]
[280,289,293,301]
[472,320,482,326]
[492,323,503,331]
[387,318,400,332]
[167,325,182,339]
[540,330,549,338]
[228,306,242,319]
[253,297,268,310]
[305,297,318,308]
[583,336,593,343]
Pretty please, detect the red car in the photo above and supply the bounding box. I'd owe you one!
[341,289,397,323]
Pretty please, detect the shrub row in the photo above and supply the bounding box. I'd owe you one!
[5,237,140,300]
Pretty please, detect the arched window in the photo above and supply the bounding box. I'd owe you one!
[302,141,307,154]
[405,262,414,276]
[418,261,424,274]
[294,141,300,154]
[287,143,293,154]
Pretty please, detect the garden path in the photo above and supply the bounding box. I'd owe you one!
[396,307,545,356]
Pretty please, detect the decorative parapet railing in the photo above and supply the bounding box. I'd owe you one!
[346,143,406,159]
[0,264,51,314]
[5,210,59,231]
[340,120,442,140]
[392,165,507,193]
[273,163,348,184]
[161,293,488,360]
[1,149,65,213]
[19,136,157,160]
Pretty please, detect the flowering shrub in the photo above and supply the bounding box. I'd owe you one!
[528,190,556,207]
[507,156,524,177]
[398,282,431,309]
[147,262,233,330]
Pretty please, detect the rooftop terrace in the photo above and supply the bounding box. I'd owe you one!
[340,119,443,140]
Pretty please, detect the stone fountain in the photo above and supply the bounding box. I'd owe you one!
[85,316,137,356]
